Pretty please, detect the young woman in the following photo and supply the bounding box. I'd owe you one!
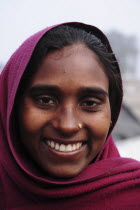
[0,22,140,209]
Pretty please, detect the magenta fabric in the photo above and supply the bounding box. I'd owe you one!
[0,22,140,210]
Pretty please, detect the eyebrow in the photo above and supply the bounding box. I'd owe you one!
[29,85,61,95]
[29,85,108,97]
[79,87,109,97]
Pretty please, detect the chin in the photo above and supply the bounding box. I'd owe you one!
[46,166,84,179]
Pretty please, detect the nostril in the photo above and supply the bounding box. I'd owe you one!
[52,120,80,133]
[56,128,79,137]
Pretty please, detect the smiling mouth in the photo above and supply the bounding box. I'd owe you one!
[44,139,84,152]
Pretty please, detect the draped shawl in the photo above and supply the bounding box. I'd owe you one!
[0,22,140,210]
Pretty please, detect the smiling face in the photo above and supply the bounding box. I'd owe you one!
[18,44,111,178]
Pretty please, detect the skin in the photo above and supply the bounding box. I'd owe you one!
[18,44,111,178]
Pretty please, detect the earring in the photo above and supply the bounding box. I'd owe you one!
[78,123,83,129]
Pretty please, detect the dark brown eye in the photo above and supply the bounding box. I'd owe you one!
[38,96,55,104]
[80,98,101,112]
[33,95,57,109]
[81,100,100,107]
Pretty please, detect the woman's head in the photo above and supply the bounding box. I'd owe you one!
[15,23,122,178]
[18,24,122,124]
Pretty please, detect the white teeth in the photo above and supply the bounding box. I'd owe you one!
[55,143,59,150]
[48,140,51,146]
[59,144,66,152]
[50,141,55,148]
[77,142,82,149]
[46,140,83,152]
[72,144,76,150]
[66,144,72,152]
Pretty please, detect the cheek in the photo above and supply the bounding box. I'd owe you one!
[95,114,111,134]
[87,109,111,143]
[98,115,111,136]
[18,103,47,134]
[88,107,111,129]
[86,113,111,159]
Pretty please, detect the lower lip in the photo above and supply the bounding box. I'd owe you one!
[43,142,87,159]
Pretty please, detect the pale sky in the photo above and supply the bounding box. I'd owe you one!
[0,0,140,76]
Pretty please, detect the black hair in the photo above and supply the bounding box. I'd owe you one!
[17,23,123,127]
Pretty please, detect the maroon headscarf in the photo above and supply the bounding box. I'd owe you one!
[0,22,140,210]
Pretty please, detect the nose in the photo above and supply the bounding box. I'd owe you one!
[51,107,80,135]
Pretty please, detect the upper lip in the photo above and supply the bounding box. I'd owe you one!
[43,137,86,145]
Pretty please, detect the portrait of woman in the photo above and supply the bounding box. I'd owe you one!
[0,22,140,209]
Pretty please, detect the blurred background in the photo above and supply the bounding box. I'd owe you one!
[0,0,140,160]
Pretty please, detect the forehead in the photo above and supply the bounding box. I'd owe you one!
[29,44,109,92]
